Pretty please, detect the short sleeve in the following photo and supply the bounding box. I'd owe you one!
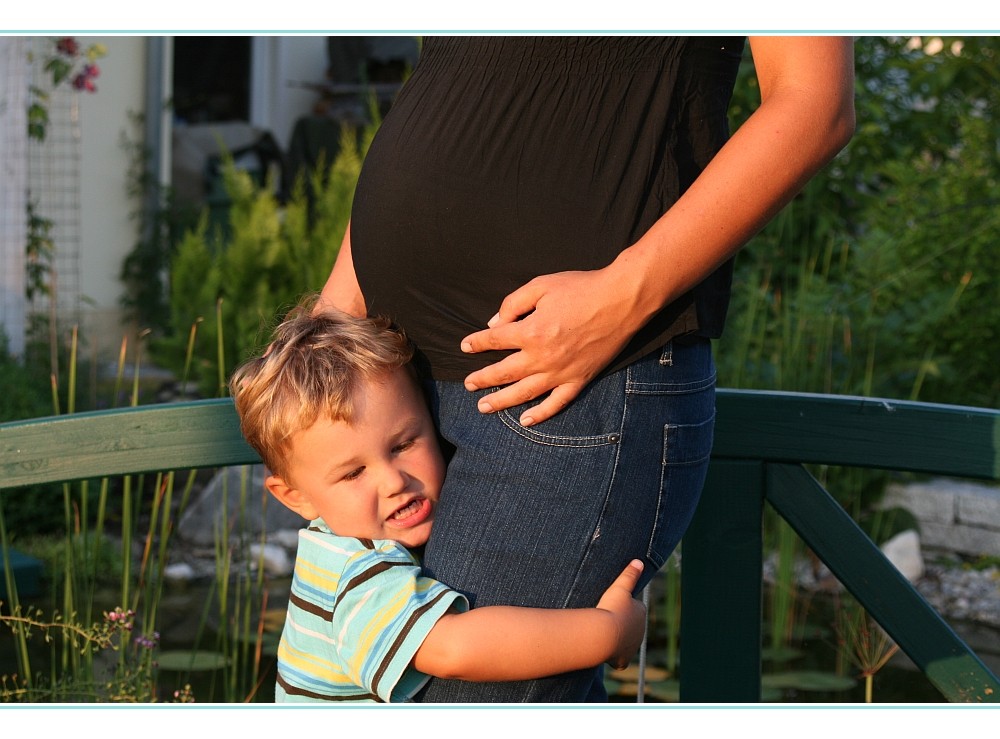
[334,541,468,702]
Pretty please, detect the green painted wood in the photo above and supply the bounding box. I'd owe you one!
[680,459,765,702]
[765,463,1000,703]
[3,391,999,703]
[0,399,260,490]
[714,390,1000,480]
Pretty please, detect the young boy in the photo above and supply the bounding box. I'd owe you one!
[229,299,646,703]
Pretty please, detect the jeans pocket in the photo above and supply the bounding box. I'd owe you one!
[494,367,626,448]
[647,409,716,569]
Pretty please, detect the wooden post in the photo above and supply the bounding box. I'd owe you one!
[680,459,765,702]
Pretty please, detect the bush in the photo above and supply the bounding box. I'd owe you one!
[154,123,373,396]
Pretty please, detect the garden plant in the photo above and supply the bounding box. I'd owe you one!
[3,36,998,703]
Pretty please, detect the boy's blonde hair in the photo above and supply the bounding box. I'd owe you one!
[229,297,413,478]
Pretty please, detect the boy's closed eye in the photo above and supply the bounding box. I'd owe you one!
[393,438,418,454]
[342,466,366,482]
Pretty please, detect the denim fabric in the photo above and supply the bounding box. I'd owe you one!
[416,340,716,703]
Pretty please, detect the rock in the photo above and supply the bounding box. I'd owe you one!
[881,529,925,582]
[164,562,197,584]
[269,528,302,552]
[176,465,305,547]
[251,543,294,577]
[882,480,1000,558]
[916,564,1000,629]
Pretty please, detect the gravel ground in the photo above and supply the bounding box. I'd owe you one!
[762,552,1000,630]
[915,561,1000,629]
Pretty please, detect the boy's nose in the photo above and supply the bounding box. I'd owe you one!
[379,465,409,497]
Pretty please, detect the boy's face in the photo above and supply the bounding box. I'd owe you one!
[265,367,444,548]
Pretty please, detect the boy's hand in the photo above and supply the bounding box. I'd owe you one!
[597,559,647,670]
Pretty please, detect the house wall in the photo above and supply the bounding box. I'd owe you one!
[4,36,345,368]
[251,36,330,151]
[77,35,148,364]
[0,38,29,357]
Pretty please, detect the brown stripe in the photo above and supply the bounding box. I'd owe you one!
[333,560,410,610]
[277,671,381,702]
[289,591,334,622]
[371,589,451,698]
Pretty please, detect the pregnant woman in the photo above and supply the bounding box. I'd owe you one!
[318,36,855,702]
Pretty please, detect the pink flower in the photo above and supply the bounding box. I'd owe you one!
[56,37,79,57]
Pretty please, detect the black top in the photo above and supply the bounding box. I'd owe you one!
[351,36,745,381]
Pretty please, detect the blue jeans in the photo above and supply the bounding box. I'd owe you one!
[416,339,716,702]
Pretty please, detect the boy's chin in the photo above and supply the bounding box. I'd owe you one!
[393,530,431,549]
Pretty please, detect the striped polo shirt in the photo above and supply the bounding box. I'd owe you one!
[274,521,468,702]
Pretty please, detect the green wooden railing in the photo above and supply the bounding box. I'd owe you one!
[1,390,998,702]
[683,390,999,703]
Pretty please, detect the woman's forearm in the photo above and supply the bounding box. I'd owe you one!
[616,36,857,328]
[458,38,855,424]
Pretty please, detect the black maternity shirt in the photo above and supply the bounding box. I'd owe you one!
[351,36,745,382]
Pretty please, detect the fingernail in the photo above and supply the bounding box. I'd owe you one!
[630,559,644,571]
[464,380,477,391]
[478,400,493,413]
[461,341,473,353]
[487,313,500,328]
[520,415,534,427]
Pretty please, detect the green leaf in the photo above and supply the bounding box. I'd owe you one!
[763,670,856,692]
[155,650,229,671]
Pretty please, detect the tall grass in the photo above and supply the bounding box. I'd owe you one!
[3,115,380,703]
[1,311,272,702]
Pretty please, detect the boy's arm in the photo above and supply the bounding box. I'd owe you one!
[413,560,646,681]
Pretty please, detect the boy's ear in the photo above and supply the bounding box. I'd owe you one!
[265,474,317,521]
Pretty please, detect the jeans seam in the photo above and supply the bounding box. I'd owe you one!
[495,408,622,447]
[626,371,717,395]
[561,363,629,608]
[662,411,717,466]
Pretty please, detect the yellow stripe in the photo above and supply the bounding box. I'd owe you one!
[279,638,353,685]
[345,577,441,676]
[295,557,341,592]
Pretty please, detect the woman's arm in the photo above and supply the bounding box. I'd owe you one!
[413,560,646,681]
[317,221,367,317]
[460,36,856,427]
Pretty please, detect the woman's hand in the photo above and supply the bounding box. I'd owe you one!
[461,37,854,427]
[460,260,649,427]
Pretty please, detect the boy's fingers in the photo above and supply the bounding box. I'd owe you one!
[614,559,644,592]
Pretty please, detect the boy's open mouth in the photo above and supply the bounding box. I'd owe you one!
[388,497,431,527]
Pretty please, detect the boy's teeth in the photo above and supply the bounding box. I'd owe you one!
[393,500,420,519]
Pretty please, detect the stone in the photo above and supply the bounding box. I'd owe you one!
[176,465,305,547]
[269,528,302,551]
[164,562,197,583]
[251,543,294,577]
[881,479,1000,558]
[880,529,924,582]
[882,481,956,524]
[957,484,1000,530]
[921,521,1000,558]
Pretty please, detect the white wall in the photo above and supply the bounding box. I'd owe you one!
[7,36,330,365]
[250,36,329,150]
[77,35,147,360]
[0,38,29,357]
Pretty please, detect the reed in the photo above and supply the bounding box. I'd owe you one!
[0,309,270,702]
